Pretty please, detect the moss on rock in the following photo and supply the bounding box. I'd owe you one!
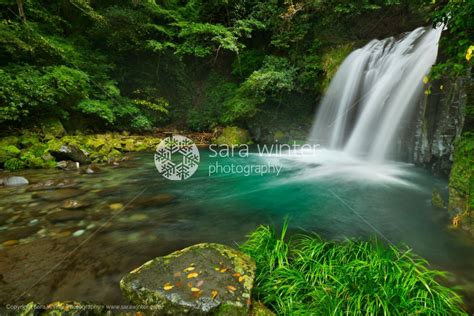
[1,133,161,170]
[214,127,252,146]
[448,133,474,233]
[120,243,256,315]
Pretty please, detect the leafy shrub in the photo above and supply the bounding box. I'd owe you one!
[240,223,466,315]
[4,158,24,171]
[77,99,115,124]
[0,65,89,122]
[432,1,473,77]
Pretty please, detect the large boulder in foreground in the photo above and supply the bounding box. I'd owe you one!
[120,243,256,315]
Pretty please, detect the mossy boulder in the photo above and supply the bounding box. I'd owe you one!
[50,144,90,164]
[0,145,21,164]
[120,243,256,315]
[41,119,66,138]
[19,134,41,147]
[0,136,19,147]
[214,127,252,146]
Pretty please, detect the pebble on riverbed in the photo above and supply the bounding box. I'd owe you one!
[2,176,29,186]
[72,229,85,237]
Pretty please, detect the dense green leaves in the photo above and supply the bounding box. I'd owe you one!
[431,0,473,77]
[0,0,469,132]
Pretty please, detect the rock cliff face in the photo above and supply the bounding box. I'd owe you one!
[405,62,472,236]
[411,76,468,177]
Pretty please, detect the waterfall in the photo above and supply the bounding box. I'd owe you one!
[308,26,442,162]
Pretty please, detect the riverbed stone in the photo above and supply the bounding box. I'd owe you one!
[33,188,85,202]
[0,226,38,242]
[132,193,176,208]
[50,145,90,164]
[3,176,29,186]
[46,210,87,223]
[60,199,90,210]
[28,178,77,191]
[85,164,102,174]
[120,243,256,315]
[57,160,80,170]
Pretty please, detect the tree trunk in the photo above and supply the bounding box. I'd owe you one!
[16,0,26,22]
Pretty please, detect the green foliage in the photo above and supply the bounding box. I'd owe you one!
[431,0,473,77]
[77,99,115,124]
[449,132,474,211]
[214,126,252,145]
[4,157,24,171]
[240,223,466,315]
[221,56,297,122]
[241,56,296,100]
[187,73,238,131]
[0,65,88,122]
[0,0,464,132]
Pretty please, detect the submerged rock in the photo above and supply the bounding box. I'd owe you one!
[33,188,85,202]
[72,229,85,237]
[57,160,80,170]
[85,164,101,174]
[60,199,90,210]
[28,178,77,191]
[120,243,256,315]
[132,193,176,208]
[432,189,446,208]
[46,210,87,223]
[0,226,38,242]
[3,176,29,186]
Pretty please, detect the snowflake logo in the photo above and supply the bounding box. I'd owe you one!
[154,135,200,180]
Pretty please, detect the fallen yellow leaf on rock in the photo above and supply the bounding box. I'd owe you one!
[211,290,218,300]
[219,268,228,273]
[163,283,174,291]
[184,267,195,272]
[109,203,123,211]
[187,272,198,278]
[227,285,237,292]
[191,287,200,292]
[238,276,244,282]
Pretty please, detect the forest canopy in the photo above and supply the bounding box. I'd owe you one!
[0,0,471,133]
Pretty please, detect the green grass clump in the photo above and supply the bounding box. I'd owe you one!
[240,223,466,315]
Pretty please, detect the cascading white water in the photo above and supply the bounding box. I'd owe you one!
[308,26,442,162]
